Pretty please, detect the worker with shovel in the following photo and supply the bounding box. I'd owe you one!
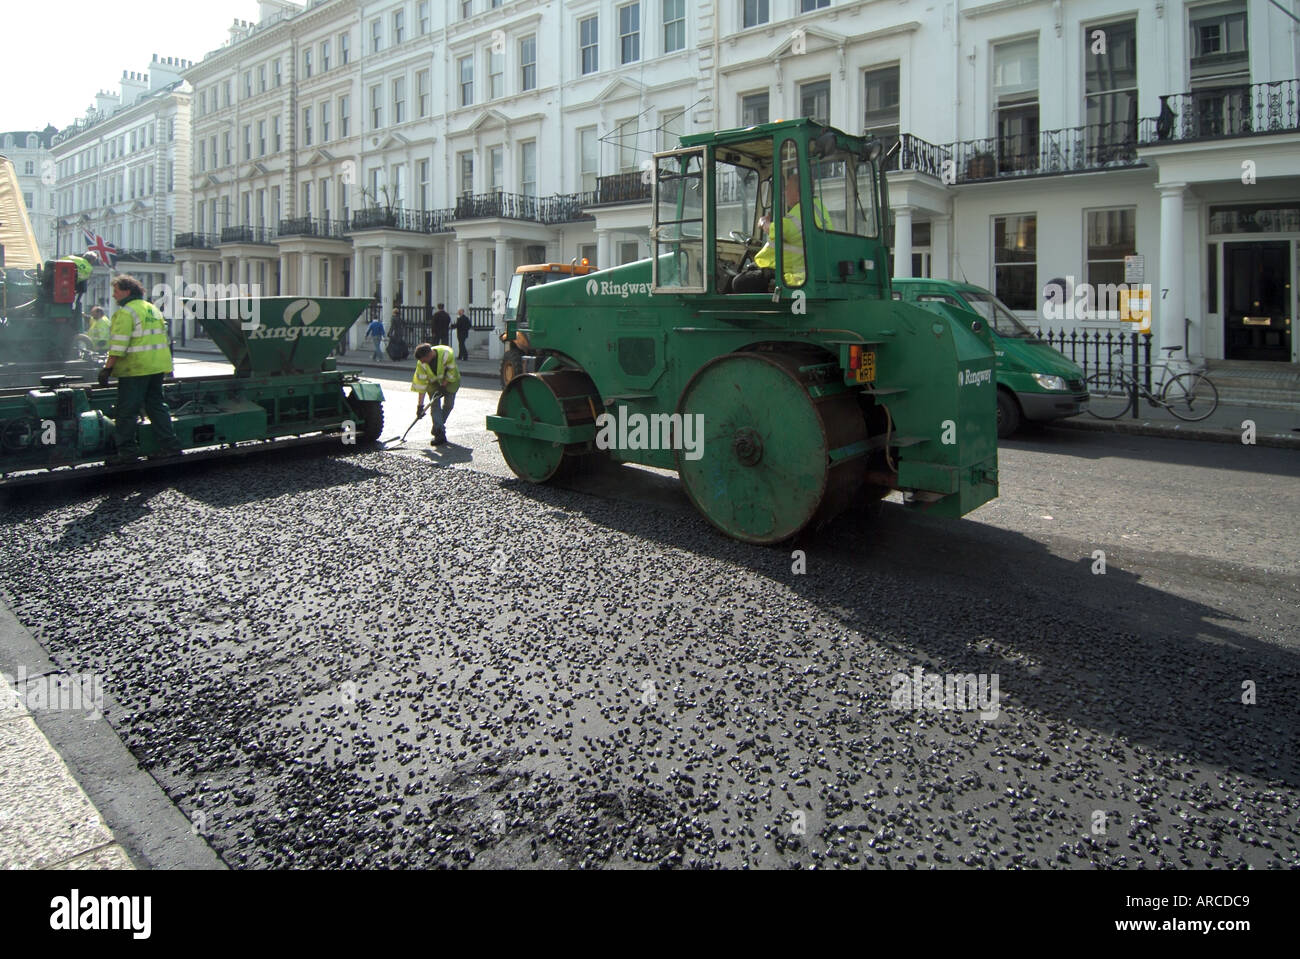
[411,342,460,446]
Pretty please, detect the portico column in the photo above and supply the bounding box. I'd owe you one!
[490,237,510,361]
[930,216,951,280]
[1157,182,1187,365]
[300,252,312,297]
[596,229,611,271]
[456,240,470,313]
[893,206,914,279]
[278,254,288,296]
[381,242,395,320]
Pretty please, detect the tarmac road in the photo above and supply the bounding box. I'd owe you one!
[0,359,1296,868]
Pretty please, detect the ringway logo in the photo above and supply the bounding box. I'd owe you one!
[586,279,653,299]
[248,299,347,341]
[958,368,993,387]
[50,890,151,939]
[283,298,322,326]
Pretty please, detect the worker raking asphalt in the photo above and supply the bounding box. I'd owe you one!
[0,452,1296,869]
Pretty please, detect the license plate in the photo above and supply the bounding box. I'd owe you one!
[854,351,876,383]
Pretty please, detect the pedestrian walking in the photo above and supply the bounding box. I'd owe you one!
[366,314,386,361]
[98,274,183,465]
[455,308,472,360]
[432,303,452,347]
[411,342,460,446]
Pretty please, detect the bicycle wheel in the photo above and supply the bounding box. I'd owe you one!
[1085,371,1132,419]
[1162,372,1219,422]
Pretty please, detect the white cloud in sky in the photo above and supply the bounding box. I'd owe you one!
[1,0,263,132]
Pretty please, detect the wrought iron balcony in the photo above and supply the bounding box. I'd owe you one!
[454,192,594,225]
[219,225,276,244]
[1140,78,1300,144]
[174,232,218,249]
[115,249,175,264]
[277,217,350,239]
[591,172,652,206]
[349,207,455,233]
[894,123,1141,184]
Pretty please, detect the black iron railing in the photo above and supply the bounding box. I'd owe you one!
[1141,78,1300,144]
[369,303,498,350]
[219,225,276,244]
[592,172,652,206]
[277,217,350,239]
[174,232,218,249]
[115,249,175,263]
[1036,328,1153,418]
[894,123,1142,183]
[454,192,594,224]
[349,207,455,233]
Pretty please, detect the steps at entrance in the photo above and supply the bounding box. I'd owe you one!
[1204,360,1300,410]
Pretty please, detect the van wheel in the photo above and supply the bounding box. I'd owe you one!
[996,389,1021,439]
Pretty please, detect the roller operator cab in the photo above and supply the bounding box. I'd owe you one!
[892,278,1089,438]
[487,119,999,544]
[499,260,597,387]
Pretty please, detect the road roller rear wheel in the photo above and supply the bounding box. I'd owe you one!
[675,352,868,544]
[496,370,601,483]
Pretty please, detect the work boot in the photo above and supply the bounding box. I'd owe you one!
[431,433,447,446]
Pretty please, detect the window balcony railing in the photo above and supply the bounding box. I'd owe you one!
[349,207,455,233]
[454,192,594,224]
[115,249,175,264]
[277,216,350,239]
[219,225,276,244]
[1140,78,1300,144]
[895,122,1142,184]
[591,172,652,206]
[174,232,219,249]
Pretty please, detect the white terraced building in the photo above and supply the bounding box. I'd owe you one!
[49,58,194,313]
[0,127,60,259]
[155,0,1300,366]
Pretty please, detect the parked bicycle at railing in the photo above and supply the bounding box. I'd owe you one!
[1085,346,1219,421]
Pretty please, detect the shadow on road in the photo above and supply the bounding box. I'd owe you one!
[1007,425,1300,475]
[507,474,1300,789]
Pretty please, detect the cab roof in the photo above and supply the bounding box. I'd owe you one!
[678,118,866,152]
[513,262,595,276]
[892,277,990,296]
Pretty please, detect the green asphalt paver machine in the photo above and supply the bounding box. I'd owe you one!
[488,119,999,544]
[0,297,385,487]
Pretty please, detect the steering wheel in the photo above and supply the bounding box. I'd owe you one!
[729,230,752,246]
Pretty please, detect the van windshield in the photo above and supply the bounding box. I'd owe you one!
[962,291,1036,338]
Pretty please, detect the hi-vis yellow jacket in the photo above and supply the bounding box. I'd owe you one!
[108,297,172,377]
[754,197,832,287]
[410,344,460,395]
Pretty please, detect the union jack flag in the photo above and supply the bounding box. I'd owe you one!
[82,230,118,268]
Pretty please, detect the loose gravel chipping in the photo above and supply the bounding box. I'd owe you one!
[1,451,1296,869]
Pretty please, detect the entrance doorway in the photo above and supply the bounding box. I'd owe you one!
[1224,240,1292,361]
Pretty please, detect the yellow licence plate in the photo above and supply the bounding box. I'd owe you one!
[854,351,876,383]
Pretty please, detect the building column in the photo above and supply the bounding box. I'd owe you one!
[930,215,951,280]
[893,206,914,279]
[596,229,611,271]
[300,253,312,297]
[1157,182,1187,364]
[456,240,470,313]
[381,242,395,320]
[490,237,511,361]
[278,255,289,296]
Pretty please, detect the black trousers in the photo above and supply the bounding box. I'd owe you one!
[457,331,470,360]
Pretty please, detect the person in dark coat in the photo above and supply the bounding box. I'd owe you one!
[432,303,452,347]
[455,308,472,360]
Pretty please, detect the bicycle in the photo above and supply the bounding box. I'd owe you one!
[1085,346,1220,422]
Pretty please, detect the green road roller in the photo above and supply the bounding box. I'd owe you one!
[488,119,998,544]
[0,296,383,487]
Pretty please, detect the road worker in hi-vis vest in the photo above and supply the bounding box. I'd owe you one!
[734,171,832,292]
[411,342,460,446]
[99,274,182,465]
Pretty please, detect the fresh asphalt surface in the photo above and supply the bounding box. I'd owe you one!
[1,357,1296,868]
